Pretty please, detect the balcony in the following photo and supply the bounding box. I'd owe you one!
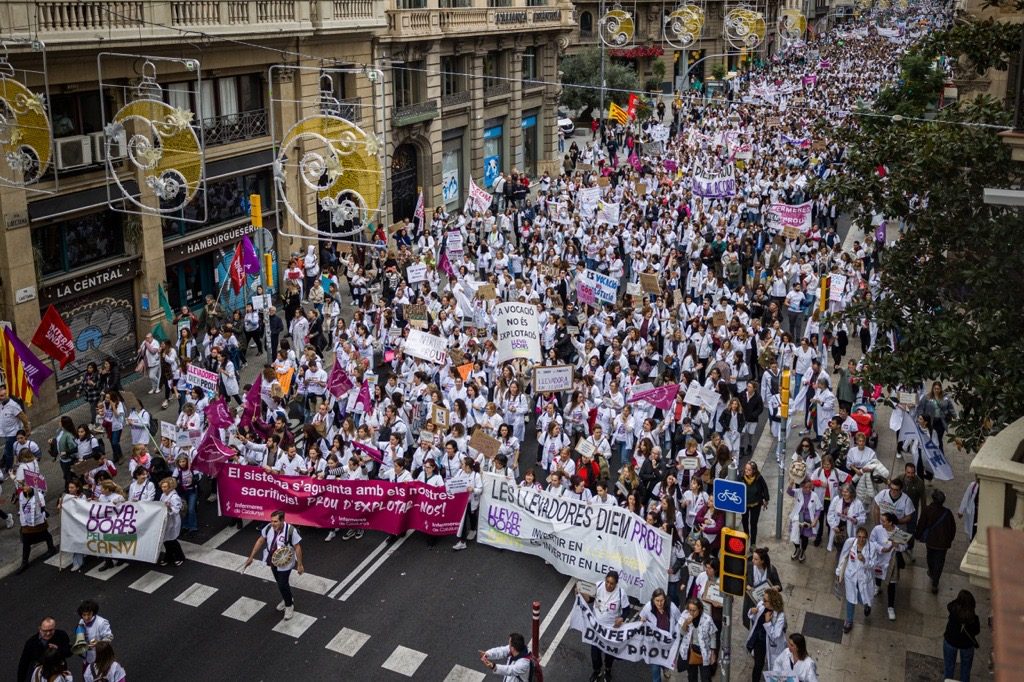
[201,108,269,146]
[393,99,438,127]
[441,90,472,109]
[385,5,572,39]
[960,416,1024,588]
[322,98,364,125]
[2,0,385,46]
[483,81,511,99]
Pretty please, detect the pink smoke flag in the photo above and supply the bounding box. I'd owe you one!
[239,375,263,430]
[356,380,373,413]
[241,235,261,275]
[628,383,681,410]
[326,360,354,399]
[205,397,234,429]
[438,249,455,277]
[352,440,384,463]
[193,428,235,477]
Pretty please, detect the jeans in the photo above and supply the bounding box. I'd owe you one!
[110,430,123,463]
[742,505,762,546]
[2,436,14,472]
[943,639,974,682]
[926,547,948,588]
[845,599,855,623]
[650,663,663,682]
[274,568,294,607]
[590,644,614,673]
[181,488,199,531]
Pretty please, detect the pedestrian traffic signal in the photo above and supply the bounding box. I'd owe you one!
[780,370,791,419]
[250,193,262,228]
[719,527,749,598]
[819,275,829,313]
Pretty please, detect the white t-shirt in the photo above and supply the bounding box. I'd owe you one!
[261,522,302,572]
[593,584,629,626]
[0,399,23,436]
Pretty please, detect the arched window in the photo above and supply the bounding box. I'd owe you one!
[580,11,593,35]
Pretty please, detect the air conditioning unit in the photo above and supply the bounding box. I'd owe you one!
[54,135,93,170]
[90,130,127,162]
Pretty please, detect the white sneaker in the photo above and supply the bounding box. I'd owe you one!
[342,529,357,540]
[325,531,336,542]
[4,516,12,529]
[284,605,294,620]
[467,530,477,540]
[161,400,169,409]
[207,493,217,502]
[276,600,286,611]
[887,607,896,621]
[453,541,467,551]
[354,530,363,539]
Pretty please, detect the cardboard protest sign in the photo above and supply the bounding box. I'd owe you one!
[406,304,428,329]
[469,430,500,459]
[640,273,661,294]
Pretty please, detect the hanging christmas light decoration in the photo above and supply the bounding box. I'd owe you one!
[600,4,636,48]
[99,54,206,222]
[270,65,384,242]
[779,6,808,47]
[663,2,706,50]
[723,4,767,51]
[0,39,55,192]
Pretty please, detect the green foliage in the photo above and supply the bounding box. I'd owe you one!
[912,18,1023,76]
[651,60,667,83]
[820,91,1024,451]
[873,54,945,117]
[712,64,728,81]
[559,48,641,118]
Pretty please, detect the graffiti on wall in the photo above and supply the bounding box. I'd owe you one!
[54,289,137,404]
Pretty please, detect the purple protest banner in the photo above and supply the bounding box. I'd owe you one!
[205,397,234,430]
[24,469,47,493]
[326,360,354,399]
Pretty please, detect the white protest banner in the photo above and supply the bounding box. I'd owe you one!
[468,177,493,213]
[578,186,601,215]
[581,269,619,305]
[478,473,670,600]
[495,302,542,363]
[60,496,166,563]
[406,263,428,283]
[569,595,681,667]
[186,365,219,396]
[829,273,847,302]
[534,365,575,393]
[404,329,449,365]
[596,201,620,225]
[692,168,737,198]
[768,201,813,231]
[160,421,177,442]
[683,382,703,406]
[699,386,720,411]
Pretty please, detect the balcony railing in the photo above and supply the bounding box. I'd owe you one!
[392,100,438,127]
[386,5,571,38]
[321,98,363,124]
[201,109,269,146]
[960,416,1024,588]
[483,81,511,99]
[441,90,471,108]
[3,0,385,44]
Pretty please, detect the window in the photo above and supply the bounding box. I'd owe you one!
[521,112,538,178]
[579,11,593,35]
[394,61,424,109]
[526,0,547,6]
[488,0,512,6]
[442,0,471,6]
[162,170,270,239]
[33,210,125,278]
[49,90,110,138]
[396,0,426,7]
[165,74,263,125]
[483,52,505,91]
[522,47,538,84]
[441,55,467,97]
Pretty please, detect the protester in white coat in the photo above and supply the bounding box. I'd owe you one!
[746,587,788,680]
[638,588,681,682]
[836,526,879,632]
[771,633,820,682]
[159,477,185,566]
[826,484,866,552]
[787,477,824,562]
[809,378,836,438]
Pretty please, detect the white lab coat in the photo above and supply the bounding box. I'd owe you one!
[835,537,878,605]
[772,651,820,682]
[958,481,979,541]
[161,490,182,541]
[826,496,866,551]
[745,603,788,669]
[787,488,824,545]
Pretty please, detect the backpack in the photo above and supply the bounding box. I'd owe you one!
[596,453,610,482]
[510,651,542,682]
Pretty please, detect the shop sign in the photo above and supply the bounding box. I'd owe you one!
[40,259,141,305]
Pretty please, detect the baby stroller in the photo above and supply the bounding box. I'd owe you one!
[851,401,879,449]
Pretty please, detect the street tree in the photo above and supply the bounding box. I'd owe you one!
[559,48,641,120]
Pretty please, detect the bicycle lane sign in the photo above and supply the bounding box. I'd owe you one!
[713,478,746,515]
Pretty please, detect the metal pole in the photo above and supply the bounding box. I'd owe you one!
[531,600,541,658]
[598,0,606,147]
[774,417,789,539]
[719,458,739,682]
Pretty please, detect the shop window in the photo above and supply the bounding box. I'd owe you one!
[32,210,125,278]
[161,170,270,239]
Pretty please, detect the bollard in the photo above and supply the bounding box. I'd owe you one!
[531,600,541,658]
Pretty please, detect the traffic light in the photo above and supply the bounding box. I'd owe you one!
[719,527,749,598]
[249,193,262,228]
[780,369,791,419]
[819,275,829,313]
[264,253,274,288]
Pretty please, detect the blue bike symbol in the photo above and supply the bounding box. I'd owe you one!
[717,490,741,505]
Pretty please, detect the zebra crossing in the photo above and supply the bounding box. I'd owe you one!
[40,552,483,679]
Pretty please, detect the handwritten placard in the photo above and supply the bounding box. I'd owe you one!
[597,176,610,187]
[431,404,450,429]
[406,304,428,329]
[782,226,803,241]
[680,456,700,471]
[712,311,726,328]
[575,438,596,458]
[469,429,500,459]
[626,282,642,297]
[477,283,498,300]
[534,365,575,393]
[640,273,661,294]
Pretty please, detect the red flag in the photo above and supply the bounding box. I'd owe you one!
[31,305,76,369]
[627,93,639,120]
[193,428,235,477]
[204,397,234,429]
[228,242,246,294]
[438,249,455,278]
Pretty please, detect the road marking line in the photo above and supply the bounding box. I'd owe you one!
[222,596,266,622]
[129,571,173,594]
[174,582,218,607]
[204,523,246,549]
[84,562,128,581]
[272,611,317,638]
[540,607,574,668]
[338,535,409,601]
[325,627,371,657]
[442,664,486,682]
[381,645,428,677]
[539,578,576,640]
[326,539,389,599]
[180,540,337,596]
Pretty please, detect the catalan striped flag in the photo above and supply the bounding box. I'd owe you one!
[1,326,53,406]
[608,101,629,125]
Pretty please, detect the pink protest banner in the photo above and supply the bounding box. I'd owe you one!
[627,383,681,410]
[24,469,47,492]
[216,463,470,536]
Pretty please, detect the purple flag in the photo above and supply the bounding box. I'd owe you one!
[628,383,681,410]
[352,440,383,463]
[326,360,354,399]
[239,376,262,431]
[205,397,234,429]
[4,327,53,393]
[241,235,261,275]
[356,381,373,414]
[438,250,455,278]
[193,428,235,477]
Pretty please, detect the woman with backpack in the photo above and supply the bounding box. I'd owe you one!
[82,642,125,682]
[158,477,185,566]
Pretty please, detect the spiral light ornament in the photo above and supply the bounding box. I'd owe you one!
[664,4,706,50]
[723,7,767,50]
[600,7,636,47]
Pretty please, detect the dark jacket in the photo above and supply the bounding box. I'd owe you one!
[718,409,746,433]
[18,630,71,682]
[738,390,764,422]
[914,502,957,550]
[943,601,981,650]
[745,474,770,507]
